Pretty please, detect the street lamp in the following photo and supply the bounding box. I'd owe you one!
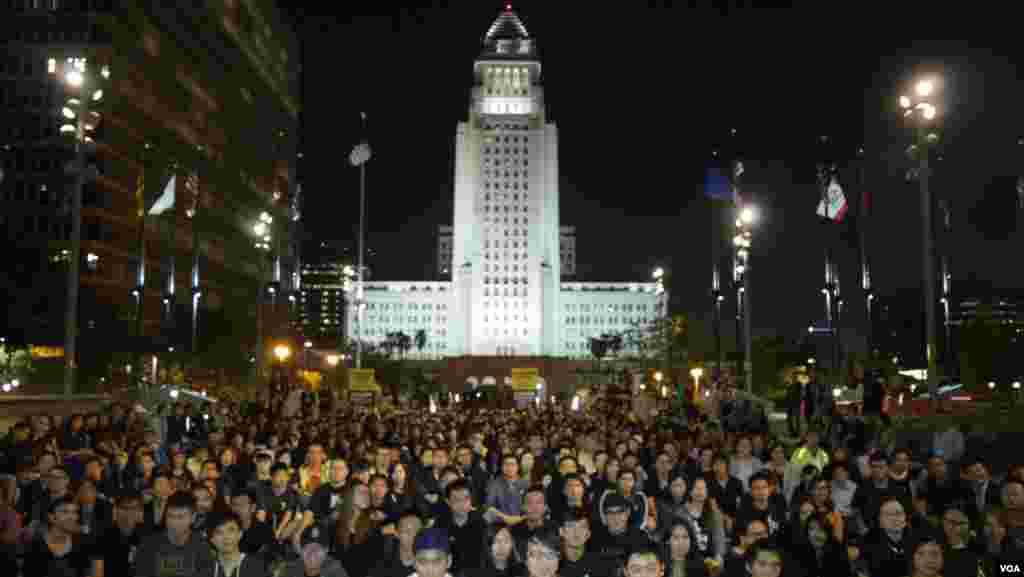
[304,340,313,372]
[900,73,942,406]
[690,366,704,402]
[734,201,756,393]
[349,114,372,369]
[274,344,291,363]
[50,56,107,396]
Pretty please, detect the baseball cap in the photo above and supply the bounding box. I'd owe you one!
[414,528,450,555]
[603,493,629,515]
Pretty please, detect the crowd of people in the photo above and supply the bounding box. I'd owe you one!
[0,380,1021,577]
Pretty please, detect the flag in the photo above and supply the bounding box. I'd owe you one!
[148,174,175,216]
[703,160,733,202]
[816,175,848,222]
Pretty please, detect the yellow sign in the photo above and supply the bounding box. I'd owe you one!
[511,368,540,392]
[349,368,381,393]
[30,346,65,359]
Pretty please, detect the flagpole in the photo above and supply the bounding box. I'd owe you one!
[856,147,873,356]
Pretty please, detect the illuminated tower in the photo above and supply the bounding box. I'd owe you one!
[450,5,560,356]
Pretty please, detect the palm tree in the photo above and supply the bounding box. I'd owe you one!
[397,332,412,359]
[414,329,428,358]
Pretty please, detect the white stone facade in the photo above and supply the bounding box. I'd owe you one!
[347,8,666,359]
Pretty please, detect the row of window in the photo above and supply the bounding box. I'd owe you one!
[565,316,650,327]
[484,287,527,297]
[485,240,526,250]
[484,147,529,156]
[354,328,449,340]
[483,157,527,168]
[365,302,448,311]
[565,303,650,313]
[483,314,530,324]
[484,275,528,285]
[486,252,527,264]
[482,327,528,337]
[483,180,528,191]
[483,299,529,309]
[364,315,447,325]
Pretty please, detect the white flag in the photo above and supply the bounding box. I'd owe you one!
[816,176,848,222]
[149,174,176,216]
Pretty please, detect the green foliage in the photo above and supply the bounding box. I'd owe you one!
[0,342,34,387]
[751,336,804,397]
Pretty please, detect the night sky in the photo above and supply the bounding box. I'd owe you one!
[286,3,1024,336]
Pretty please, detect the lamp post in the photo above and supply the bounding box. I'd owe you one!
[349,114,371,370]
[735,203,756,392]
[51,57,106,396]
[253,213,274,385]
[273,343,291,390]
[690,366,704,403]
[899,76,942,406]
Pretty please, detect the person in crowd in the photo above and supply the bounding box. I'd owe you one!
[938,505,983,577]
[230,489,275,555]
[851,451,910,536]
[906,532,945,577]
[376,510,423,577]
[786,511,849,577]
[861,496,913,577]
[207,511,270,576]
[412,527,455,577]
[722,517,768,577]
[729,436,763,494]
[706,455,743,530]
[511,484,556,557]
[134,491,216,577]
[524,529,562,577]
[312,458,350,522]
[828,460,858,517]
[20,496,101,577]
[434,478,486,574]
[663,517,711,577]
[94,490,146,575]
[746,539,786,577]
[591,492,652,568]
[283,542,349,577]
[386,461,417,517]
[736,471,785,539]
[462,521,524,577]
[485,454,528,525]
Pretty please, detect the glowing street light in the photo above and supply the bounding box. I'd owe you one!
[274,344,291,363]
[740,206,757,225]
[900,73,942,406]
[654,371,663,384]
[326,354,340,367]
[1013,381,1021,390]
[988,381,996,390]
[652,267,664,280]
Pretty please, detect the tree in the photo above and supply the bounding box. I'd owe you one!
[414,329,428,358]
[0,341,33,389]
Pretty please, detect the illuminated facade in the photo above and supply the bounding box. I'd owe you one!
[348,7,665,358]
[0,1,299,370]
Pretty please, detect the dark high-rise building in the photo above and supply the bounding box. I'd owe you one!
[1,0,300,388]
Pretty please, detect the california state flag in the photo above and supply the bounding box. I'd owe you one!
[817,175,849,222]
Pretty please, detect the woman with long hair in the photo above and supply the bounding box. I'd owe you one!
[679,477,725,565]
[386,461,417,516]
[464,522,524,577]
[787,511,850,575]
[662,518,708,577]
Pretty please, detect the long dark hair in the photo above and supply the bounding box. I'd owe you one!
[480,521,522,570]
